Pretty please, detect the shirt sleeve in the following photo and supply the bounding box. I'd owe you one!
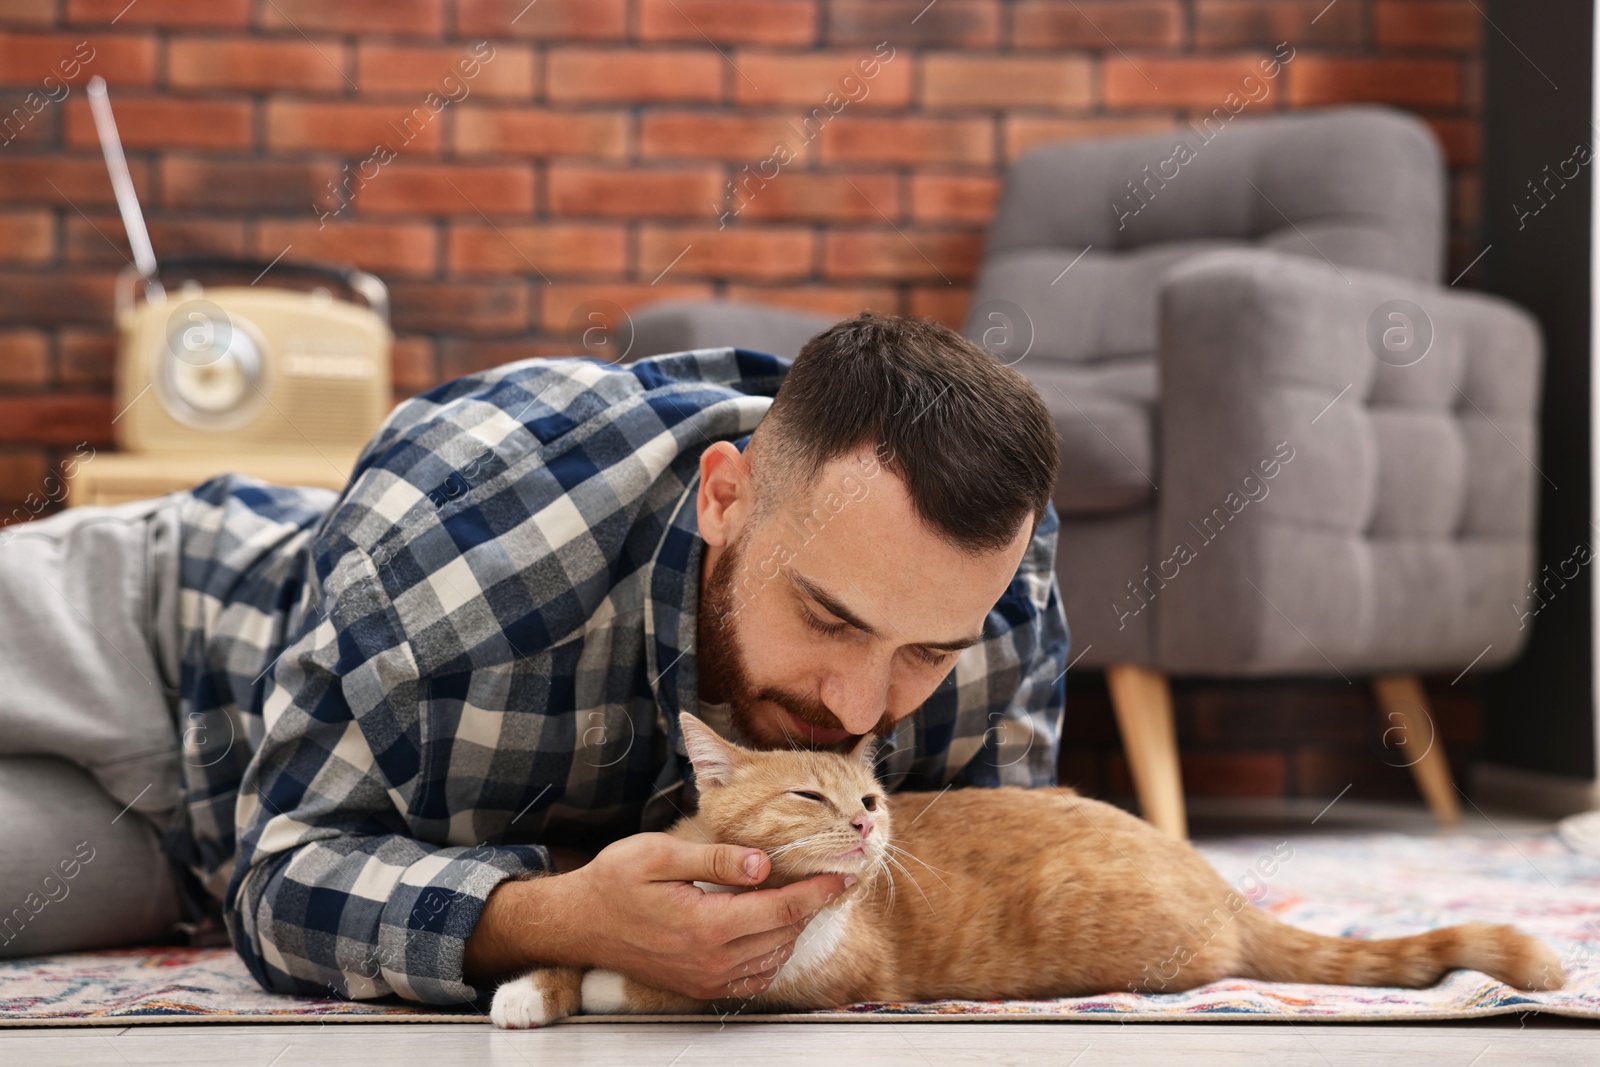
[950,500,1071,790]
[223,539,552,1006]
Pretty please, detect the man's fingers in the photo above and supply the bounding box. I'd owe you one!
[720,872,851,934]
[642,835,768,887]
[721,924,802,969]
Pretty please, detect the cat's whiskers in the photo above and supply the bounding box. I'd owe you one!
[882,851,937,916]
[883,841,955,896]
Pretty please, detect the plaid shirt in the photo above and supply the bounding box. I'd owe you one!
[165,348,1068,1008]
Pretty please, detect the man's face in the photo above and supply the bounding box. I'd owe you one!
[696,444,1032,753]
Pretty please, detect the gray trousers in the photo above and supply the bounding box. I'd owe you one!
[0,495,193,958]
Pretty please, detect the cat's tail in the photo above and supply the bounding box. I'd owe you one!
[1237,910,1566,991]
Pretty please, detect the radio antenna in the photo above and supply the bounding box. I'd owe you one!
[86,75,163,299]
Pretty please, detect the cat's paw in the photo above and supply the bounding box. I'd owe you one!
[580,969,629,1014]
[491,974,563,1029]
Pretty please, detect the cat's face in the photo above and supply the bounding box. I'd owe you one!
[679,711,891,884]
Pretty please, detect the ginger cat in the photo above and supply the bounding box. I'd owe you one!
[490,712,1565,1027]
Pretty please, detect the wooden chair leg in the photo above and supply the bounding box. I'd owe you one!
[1372,673,1461,827]
[1105,664,1188,840]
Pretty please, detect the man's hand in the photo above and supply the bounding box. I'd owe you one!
[563,832,853,1001]
[462,832,851,1000]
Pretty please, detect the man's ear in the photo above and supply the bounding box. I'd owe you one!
[696,440,753,550]
[679,711,742,787]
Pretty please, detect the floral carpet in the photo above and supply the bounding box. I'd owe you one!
[3,832,1597,1026]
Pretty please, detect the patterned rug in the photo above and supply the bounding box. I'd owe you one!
[3,832,1598,1027]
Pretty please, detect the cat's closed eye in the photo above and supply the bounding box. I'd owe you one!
[791,790,827,803]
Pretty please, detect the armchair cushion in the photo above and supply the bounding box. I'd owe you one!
[1149,249,1541,676]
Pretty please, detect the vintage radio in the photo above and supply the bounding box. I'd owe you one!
[67,76,392,506]
[113,258,392,454]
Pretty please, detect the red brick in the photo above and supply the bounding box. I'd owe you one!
[639,0,815,45]
[0,0,54,25]
[0,90,58,148]
[1181,752,1287,797]
[538,283,714,332]
[921,55,1092,109]
[356,42,534,99]
[0,329,48,385]
[1451,172,1479,230]
[1374,1,1482,50]
[57,328,114,387]
[638,226,814,282]
[1013,1,1183,48]
[823,230,983,281]
[828,1,998,46]
[1103,54,1275,108]
[260,0,443,34]
[640,112,819,162]
[64,97,252,149]
[0,158,149,206]
[907,286,969,327]
[0,450,50,509]
[819,116,993,165]
[1194,1,1362,47]
[391,335,437,393]
[725,285,895,318]
[168,38,349,92]
[351,163,535,215]
[160,157,339,211]
[0,211,51,264]
[389,280,529,334]
[0,395,113,445]
[1006,115,1178,160]
[0,271,113,327]
[0,33,156,86]
[66,0,248,26]
[254,221,439,277]
[547,49,722,103]
[735,172,900,223]
[910,175,999,225]
[266,100,446,153]
[456,0,626,40]
[438,337,542,379]
[547,165,724,218]
[732,51,911,109]
[454,107,628,157]
[64,216,247,266]
[447,223,627,276]
[1287,58,1461,108]
[1427,117,1479,168]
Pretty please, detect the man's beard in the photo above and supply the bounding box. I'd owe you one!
[696,525,895,751]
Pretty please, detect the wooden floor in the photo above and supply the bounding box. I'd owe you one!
[0,1018,1596,1066]
[1,800,1593,1064]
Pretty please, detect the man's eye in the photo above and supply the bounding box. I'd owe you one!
[790,790,826,803]
[911,646,953,666]
[801,608,848,637]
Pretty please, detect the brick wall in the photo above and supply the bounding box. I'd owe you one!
[0,1,1484,799]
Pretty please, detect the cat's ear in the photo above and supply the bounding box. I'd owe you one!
[679,711,742,787]
[846,730,881,769]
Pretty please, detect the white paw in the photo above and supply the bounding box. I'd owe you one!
[580,969,628,1014]
[491,975,557,1029]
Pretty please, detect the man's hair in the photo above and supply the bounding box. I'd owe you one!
[748,312,1059,554]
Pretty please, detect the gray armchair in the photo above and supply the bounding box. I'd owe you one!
[629,107,1544,839]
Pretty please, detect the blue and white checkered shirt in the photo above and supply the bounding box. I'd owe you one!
[165,348,1068,1007]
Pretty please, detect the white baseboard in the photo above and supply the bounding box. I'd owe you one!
[1472,761,1600,818]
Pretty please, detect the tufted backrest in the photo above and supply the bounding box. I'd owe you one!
[984,106,1447,285]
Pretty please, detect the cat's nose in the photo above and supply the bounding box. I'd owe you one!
[852,815,874,839]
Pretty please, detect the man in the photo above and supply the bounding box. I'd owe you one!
[0,313,1067,1010]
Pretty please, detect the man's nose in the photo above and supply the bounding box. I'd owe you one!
[819,668,889,735]
[851,814,874,839]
